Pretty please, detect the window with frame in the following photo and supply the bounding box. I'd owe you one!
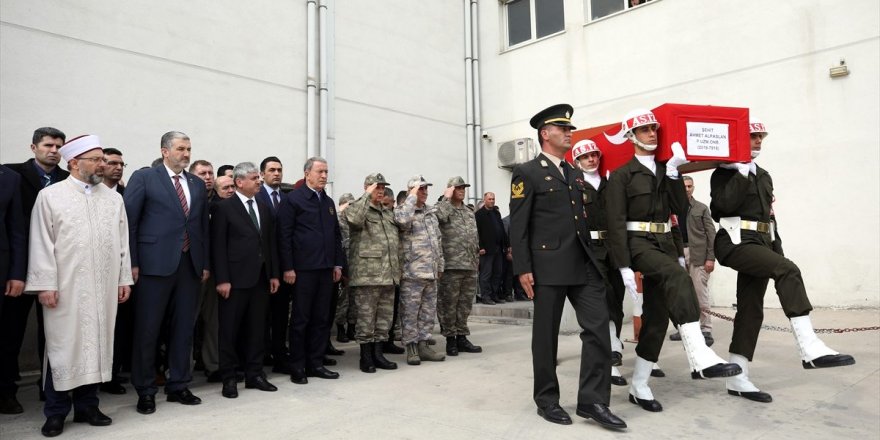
[587,0,651,22]
[503,0,565,49]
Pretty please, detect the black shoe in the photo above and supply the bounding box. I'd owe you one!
[446,337,459,356]
[576,403,627,429]
[100,381,126,395]
[306,366,340,379]
[479,296,496,305]
[456,335,482,353]
[245,376,278,392]
[802,354,856,369]
[727,389,773,403]
[136,395,156,415]
[336,324,350,343]
[382,341,405,355]
[537,403,572,425]
[290,369,308,384]
[611,375,628,386]
[41,415,66,437]
[73,406,112,426]
[373,343,398,370]
[691,363,742,379]
[0,395,24,414]
[346,324,356,341]
[703,331,715,347]
[360,343,376,373]
[494,296,506,304]
[628,394,663,412]
[651,368,666,378]
[323,357,338,366]
[272,363,292,374]
[611,351,622,367]
[326,343,345,356]
[669,331,681,341]
[221,378,238,398]
[166,388,201,405]
[206,370,222,383]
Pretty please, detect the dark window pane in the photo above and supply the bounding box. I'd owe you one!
[536,0,565,38]
[590,0,624,20]
[507,0,531,46]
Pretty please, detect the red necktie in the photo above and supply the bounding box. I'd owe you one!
[173,175,191,252]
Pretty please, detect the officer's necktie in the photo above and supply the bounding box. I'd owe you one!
[271,190,279,209]
[42,175,51,188]
[561,162,569,181]
[247,199,260,231]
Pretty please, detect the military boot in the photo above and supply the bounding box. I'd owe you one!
[359,343,376,373]
[418,341,446,362]
[446,337,459,356]
[405,343,421,365]
[336,324,350,343]
[383,340,405,355]
[372,342,398,370]
[346,323,356,341]
[456,335,483,353]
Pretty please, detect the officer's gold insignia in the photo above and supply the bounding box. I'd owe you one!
[540,160,548,168]
[511,182,525,199]
[544,176,552,181]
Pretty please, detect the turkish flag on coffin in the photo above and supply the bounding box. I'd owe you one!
[566,104,752,175]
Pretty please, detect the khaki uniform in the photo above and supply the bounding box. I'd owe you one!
[334,213,356,327]
[434,198,479,337]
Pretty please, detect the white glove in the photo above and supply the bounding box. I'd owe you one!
[619,267,639,302]
[678,256,686,268]
[665,142,689,179]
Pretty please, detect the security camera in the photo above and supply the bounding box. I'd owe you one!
[481,131,490,139]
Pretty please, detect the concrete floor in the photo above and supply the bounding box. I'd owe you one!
[1,308,877,440]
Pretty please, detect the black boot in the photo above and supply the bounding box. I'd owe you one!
[457,335,482,353]
[446,336,459,356]
[372,342,398,370]
[326,341,345,356]
[336,324,350,343]
[346,324,356,341]
[382,340,405,355]
[359,343,376,373]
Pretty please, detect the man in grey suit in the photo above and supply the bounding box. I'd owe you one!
[124,131,210,415]
[509,104,625,431]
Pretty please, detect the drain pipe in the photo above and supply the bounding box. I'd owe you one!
[319,0,328,161]
[463,0,476,201]
[471,0,483,200]
[306,0,318,160]
[323,0,336,197]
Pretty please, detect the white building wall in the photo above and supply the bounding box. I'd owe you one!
[478,0,879,307]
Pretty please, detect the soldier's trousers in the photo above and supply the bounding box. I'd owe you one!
[715,233,812,360]
[629,233,701,363]
[437,270,477,337]
[352,285,395,344]
[334,284,357,326]
[399,278,438,345]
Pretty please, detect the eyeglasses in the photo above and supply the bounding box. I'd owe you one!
[76,156,106,164]
[106,160,127,168]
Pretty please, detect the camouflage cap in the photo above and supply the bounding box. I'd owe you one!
[406,175,433,189]
[338,192,355,205]
[364,172,389,186]
[446,176,470,188]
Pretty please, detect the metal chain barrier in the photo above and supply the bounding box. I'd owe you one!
[704,309,880,334]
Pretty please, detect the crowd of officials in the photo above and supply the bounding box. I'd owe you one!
[0,102,857,436]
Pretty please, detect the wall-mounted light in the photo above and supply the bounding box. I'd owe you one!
[829,58,850,78]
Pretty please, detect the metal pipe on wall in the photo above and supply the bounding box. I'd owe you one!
[318,0,329,161]
[463,0,476,201]
[471,0,483,199]
[306,0,318,161]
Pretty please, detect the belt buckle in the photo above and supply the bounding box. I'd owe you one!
[649,223,664,233]
[757,222,770,233]
[639,222,649,232]
[598,231,607,239]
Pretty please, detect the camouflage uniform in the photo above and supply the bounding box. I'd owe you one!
[435,186,479,337]
[334,194,357,328]
[396,193,444,345]
[345,189,401,344]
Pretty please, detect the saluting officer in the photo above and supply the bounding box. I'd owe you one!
[711,118,854,403]
[510,104,626,431]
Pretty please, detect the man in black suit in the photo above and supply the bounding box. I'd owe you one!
[124,131,210,414]
[277,157,344,384]
[1,127,67,414]
[475,191,509,304]
[211,162,280,398]
[0,165,26,333]
[509,105,625,430]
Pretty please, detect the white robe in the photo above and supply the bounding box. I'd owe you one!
[25,177,133,391]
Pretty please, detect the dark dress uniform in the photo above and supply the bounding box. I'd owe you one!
[709,165,810,360]
[510,152,610,411]
[605,157,699,362]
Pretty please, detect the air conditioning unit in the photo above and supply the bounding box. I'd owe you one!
[497,138,537,170]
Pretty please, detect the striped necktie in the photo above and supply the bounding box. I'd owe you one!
[172,175,191,252]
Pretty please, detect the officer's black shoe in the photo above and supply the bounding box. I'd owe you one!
[322,357,337,366]
[727,389,773,403]
[359,343,376,373]
[41,415,66,437]
[576,403,627,430]
[651,368,666,378]
[336,324,350,343]
[628,394,663,412]
[0,395,24,414]
[100,380,126,395]
[802,354,855,369]
[536,403,572,425]
[221,378,238,398]
[306,367,340,379]
[73,406,112,426]
[456,335,482,353]
[446,337,459,356]
[246,376,278,392]
[691,363,742,379]
[166,388,201,405]
[372,343,398,370]
[290,369,308,384]
[136,395,156,415]
[611,375,628,386]
[326,342,345,356]
[494,296,506,304]
[382,341,405,355]
[346,324,356,341]
[611,351,622,367]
